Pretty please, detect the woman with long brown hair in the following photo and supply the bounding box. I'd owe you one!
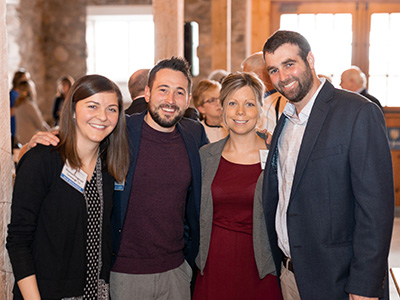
[7,74,130,300]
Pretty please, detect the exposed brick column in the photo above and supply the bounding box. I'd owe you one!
[0,0,14,298]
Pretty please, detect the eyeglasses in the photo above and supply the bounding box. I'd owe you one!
[203,97,220,105]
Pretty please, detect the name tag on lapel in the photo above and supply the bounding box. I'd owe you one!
[114,180,125,191]
[60,160,87,193]
[259,149,269,170]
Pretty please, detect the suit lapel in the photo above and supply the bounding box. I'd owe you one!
[177,122,202,214]
[290,82,334,199]
[266,111,287,179]
[120,113,146,221]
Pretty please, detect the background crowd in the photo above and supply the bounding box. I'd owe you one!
[6,30,393,300]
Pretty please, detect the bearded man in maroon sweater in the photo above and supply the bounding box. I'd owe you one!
[110,57,208,299]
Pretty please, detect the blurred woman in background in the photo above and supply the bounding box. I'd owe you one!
[52,75,75,126]
[14,80,50,145]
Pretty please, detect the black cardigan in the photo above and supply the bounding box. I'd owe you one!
[7,145,114,299]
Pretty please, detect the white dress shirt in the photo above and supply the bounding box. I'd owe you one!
[275,79,326,258]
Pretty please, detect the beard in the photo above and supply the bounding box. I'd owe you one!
[276,66,313,103]
[148,103,185,128]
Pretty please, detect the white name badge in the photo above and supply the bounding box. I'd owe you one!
[259,149,269,170]
[60,160,88,193]
[114,180,125,191]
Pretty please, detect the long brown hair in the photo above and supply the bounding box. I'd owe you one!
[56,74,129,182]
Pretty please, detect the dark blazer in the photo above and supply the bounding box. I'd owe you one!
[124,96,148,115]
[360,88,383,111]
[7,145,114,299]
[263,81,394,299]
[111,111,209,267]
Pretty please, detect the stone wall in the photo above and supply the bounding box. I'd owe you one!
[16,0,47,114]
[8,0,153,124]
[40,0,87,124]
[1,0,14,298]
[6,1,20,87]
[7,0,248,120]
[231,0,247,72]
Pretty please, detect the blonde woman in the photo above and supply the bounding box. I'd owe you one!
[194,72,282,299]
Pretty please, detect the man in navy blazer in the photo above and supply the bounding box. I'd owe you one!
[262,31,394,299]
[111,57,208,300]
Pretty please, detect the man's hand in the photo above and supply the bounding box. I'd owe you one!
[349,294,378,300]
[27,130,60,150]
[256,128,273,148]
[266,131,273,146]
[18,130,60,160]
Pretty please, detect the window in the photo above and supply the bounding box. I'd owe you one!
[271,2,400,107]
[279,13,352,88]
[369,13,400,107]
[86,5,154,102]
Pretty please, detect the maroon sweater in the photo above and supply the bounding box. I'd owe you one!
[112,122,191,274]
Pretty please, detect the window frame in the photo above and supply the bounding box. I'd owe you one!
[270,1,400,106]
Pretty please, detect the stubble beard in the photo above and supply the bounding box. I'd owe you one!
[148,103,184,128]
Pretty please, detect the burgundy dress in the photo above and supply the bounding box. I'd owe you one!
[193,157,282,300]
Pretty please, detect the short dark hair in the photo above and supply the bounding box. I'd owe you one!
[57,74,129,182]
[148,56,192,94]
[263,30,311,63]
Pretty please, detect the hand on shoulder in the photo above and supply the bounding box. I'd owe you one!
[18,130,60,160]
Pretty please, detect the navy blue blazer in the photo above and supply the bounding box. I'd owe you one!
[111,111,208,267]
[263,81,394,299]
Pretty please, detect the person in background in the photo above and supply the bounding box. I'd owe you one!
[318,73,332,83]
[14,80,50,145]
[241,52,287,133]
[207,69,229,84]
[194,72,282,300]
[340,66,383,110]
[9,68,31,148]
[184,106,201,122]
[193,79,228,142]
[263,30,393,300]
[125,68,150,115]
[52,75,74,126]
[7,74,130,299]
